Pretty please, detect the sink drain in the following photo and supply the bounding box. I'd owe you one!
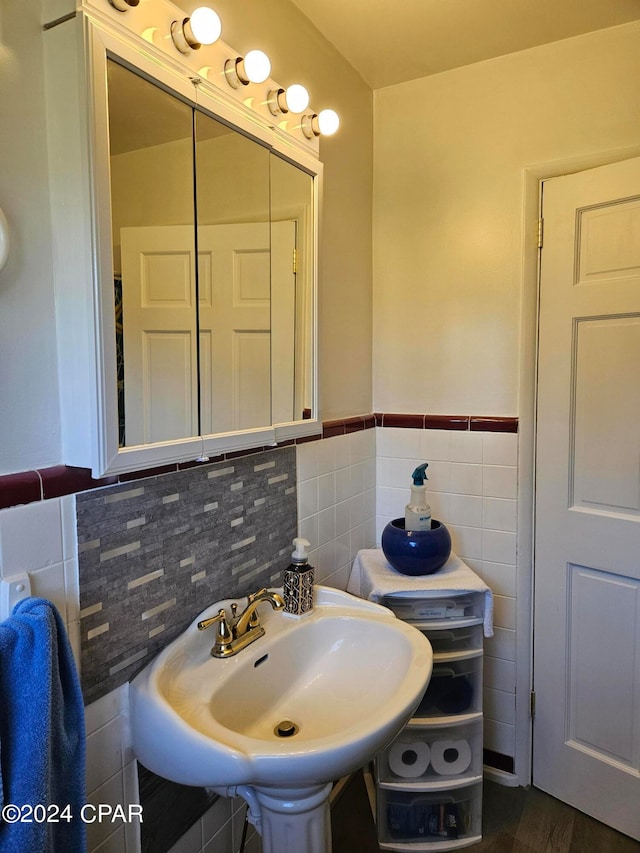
[274,720,299,738]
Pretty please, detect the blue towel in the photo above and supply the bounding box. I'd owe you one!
[0,597,86,853]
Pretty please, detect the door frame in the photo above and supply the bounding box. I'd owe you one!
[515,144,640,788]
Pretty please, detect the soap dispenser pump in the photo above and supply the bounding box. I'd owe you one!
[405,463,432,531]
[283,537,314,616]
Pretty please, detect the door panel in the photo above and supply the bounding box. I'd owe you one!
[534,156,640,840]
[121,225,198,446]
[572,317,640,515]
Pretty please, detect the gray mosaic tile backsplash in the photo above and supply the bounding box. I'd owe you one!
[76,448,297,704]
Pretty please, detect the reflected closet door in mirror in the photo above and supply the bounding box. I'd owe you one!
[194,111,272,435]
[108,60,198,448]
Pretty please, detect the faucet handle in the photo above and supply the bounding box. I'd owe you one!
[197,608,228,632]
[246,587,268,605]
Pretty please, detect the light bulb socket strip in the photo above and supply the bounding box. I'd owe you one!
[171,18,201,53]
[268,88,288,116]
[301,113,321,138]
[224,57,250,88]
[108,0,139,10]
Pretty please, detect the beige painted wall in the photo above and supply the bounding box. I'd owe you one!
[182,0,374,422]
[0,0,372,476]
[373,21,640,417]
[0,0,61,474]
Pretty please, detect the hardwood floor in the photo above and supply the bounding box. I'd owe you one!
[330,773,640,852]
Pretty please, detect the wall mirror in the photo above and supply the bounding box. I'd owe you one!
[106,59,316,453]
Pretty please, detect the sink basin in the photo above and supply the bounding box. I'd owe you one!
[130,586,432,789]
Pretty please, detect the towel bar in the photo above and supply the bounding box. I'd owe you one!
[0,572,32,621]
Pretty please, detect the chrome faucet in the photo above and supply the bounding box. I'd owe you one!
[197,588,284,658]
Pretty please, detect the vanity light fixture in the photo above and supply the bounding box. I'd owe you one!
[171,6,222,54]
[268,84,310,116]
[301,108,340,138]
[224,50,271,88]
[108,0,139,10]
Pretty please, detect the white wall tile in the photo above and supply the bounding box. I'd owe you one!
[203,819,232,853]
[0,498,63,576]
[298,514,319,550]
[450,431,483,463]
[482,498,517,532]
[317,472,335,511]
[448,494,483,528]
[93,826,126,853]
[493,594,516,630]
[449,463,482,496]
[387,427,422,459]
[297,478,318,519]
[335,502,350,537]
[316,438,335,475]
[167,820,201,853]
[317,507,336,546]
[485,627,517,662]
[483,656,516,693]
[122,760,141,853]
[85,688,123,736]
[484,718,516,757]
[448,525,482,562]
[334,467,351,503]
[481,561,517,597]
[30,562,67,620]
[483,465,517,499]
[296,441,318,482]
[64,557,81,622]
[61,494,78,559]
[483,433,518,466]
[484,686,516,725]
[482,530,517,565]
[86,772,126,852]
[202,796,232,844]
[419,429,451,461]
[86,715,124,793]
[332,434,351,469]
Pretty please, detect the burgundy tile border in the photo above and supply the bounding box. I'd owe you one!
[40,465,118,498]
[381,413,426,429]
[470,416,519,433]
[424,415,470,430]
[322,419,346,439]
[0,470,42,510]
[0,412,518,510]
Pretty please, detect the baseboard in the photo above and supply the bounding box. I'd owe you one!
[483,764,520,787]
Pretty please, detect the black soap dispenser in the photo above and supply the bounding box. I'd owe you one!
[283,537,314,616]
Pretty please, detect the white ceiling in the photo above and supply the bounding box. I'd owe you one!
[288,0,640,89]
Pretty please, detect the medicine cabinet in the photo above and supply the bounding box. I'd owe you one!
[44,0,321,476]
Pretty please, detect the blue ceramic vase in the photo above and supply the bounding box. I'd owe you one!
[381,518,452,576]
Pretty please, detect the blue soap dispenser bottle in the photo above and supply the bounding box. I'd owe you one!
[283,537,314,616]
[405,463,432,531]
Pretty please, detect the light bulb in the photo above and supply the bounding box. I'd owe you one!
[285,84,309,114]
[243,50,271,84]
[317,109,340,136]
[189,7,221,45]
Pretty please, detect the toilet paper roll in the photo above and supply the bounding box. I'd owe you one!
[430,739,472,776]
[388,741,431,779]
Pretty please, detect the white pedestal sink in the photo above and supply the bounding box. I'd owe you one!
[129,586,432,852]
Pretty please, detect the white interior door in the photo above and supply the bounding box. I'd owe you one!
[197,221,296,434]
[121,225,198,446]
[534,156,640,839]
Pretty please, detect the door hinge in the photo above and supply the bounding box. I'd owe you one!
[530,689,536,718]
[537,217,544,249]
[292,248,298,274]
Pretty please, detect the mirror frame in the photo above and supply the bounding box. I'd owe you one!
[46,7,322,477]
